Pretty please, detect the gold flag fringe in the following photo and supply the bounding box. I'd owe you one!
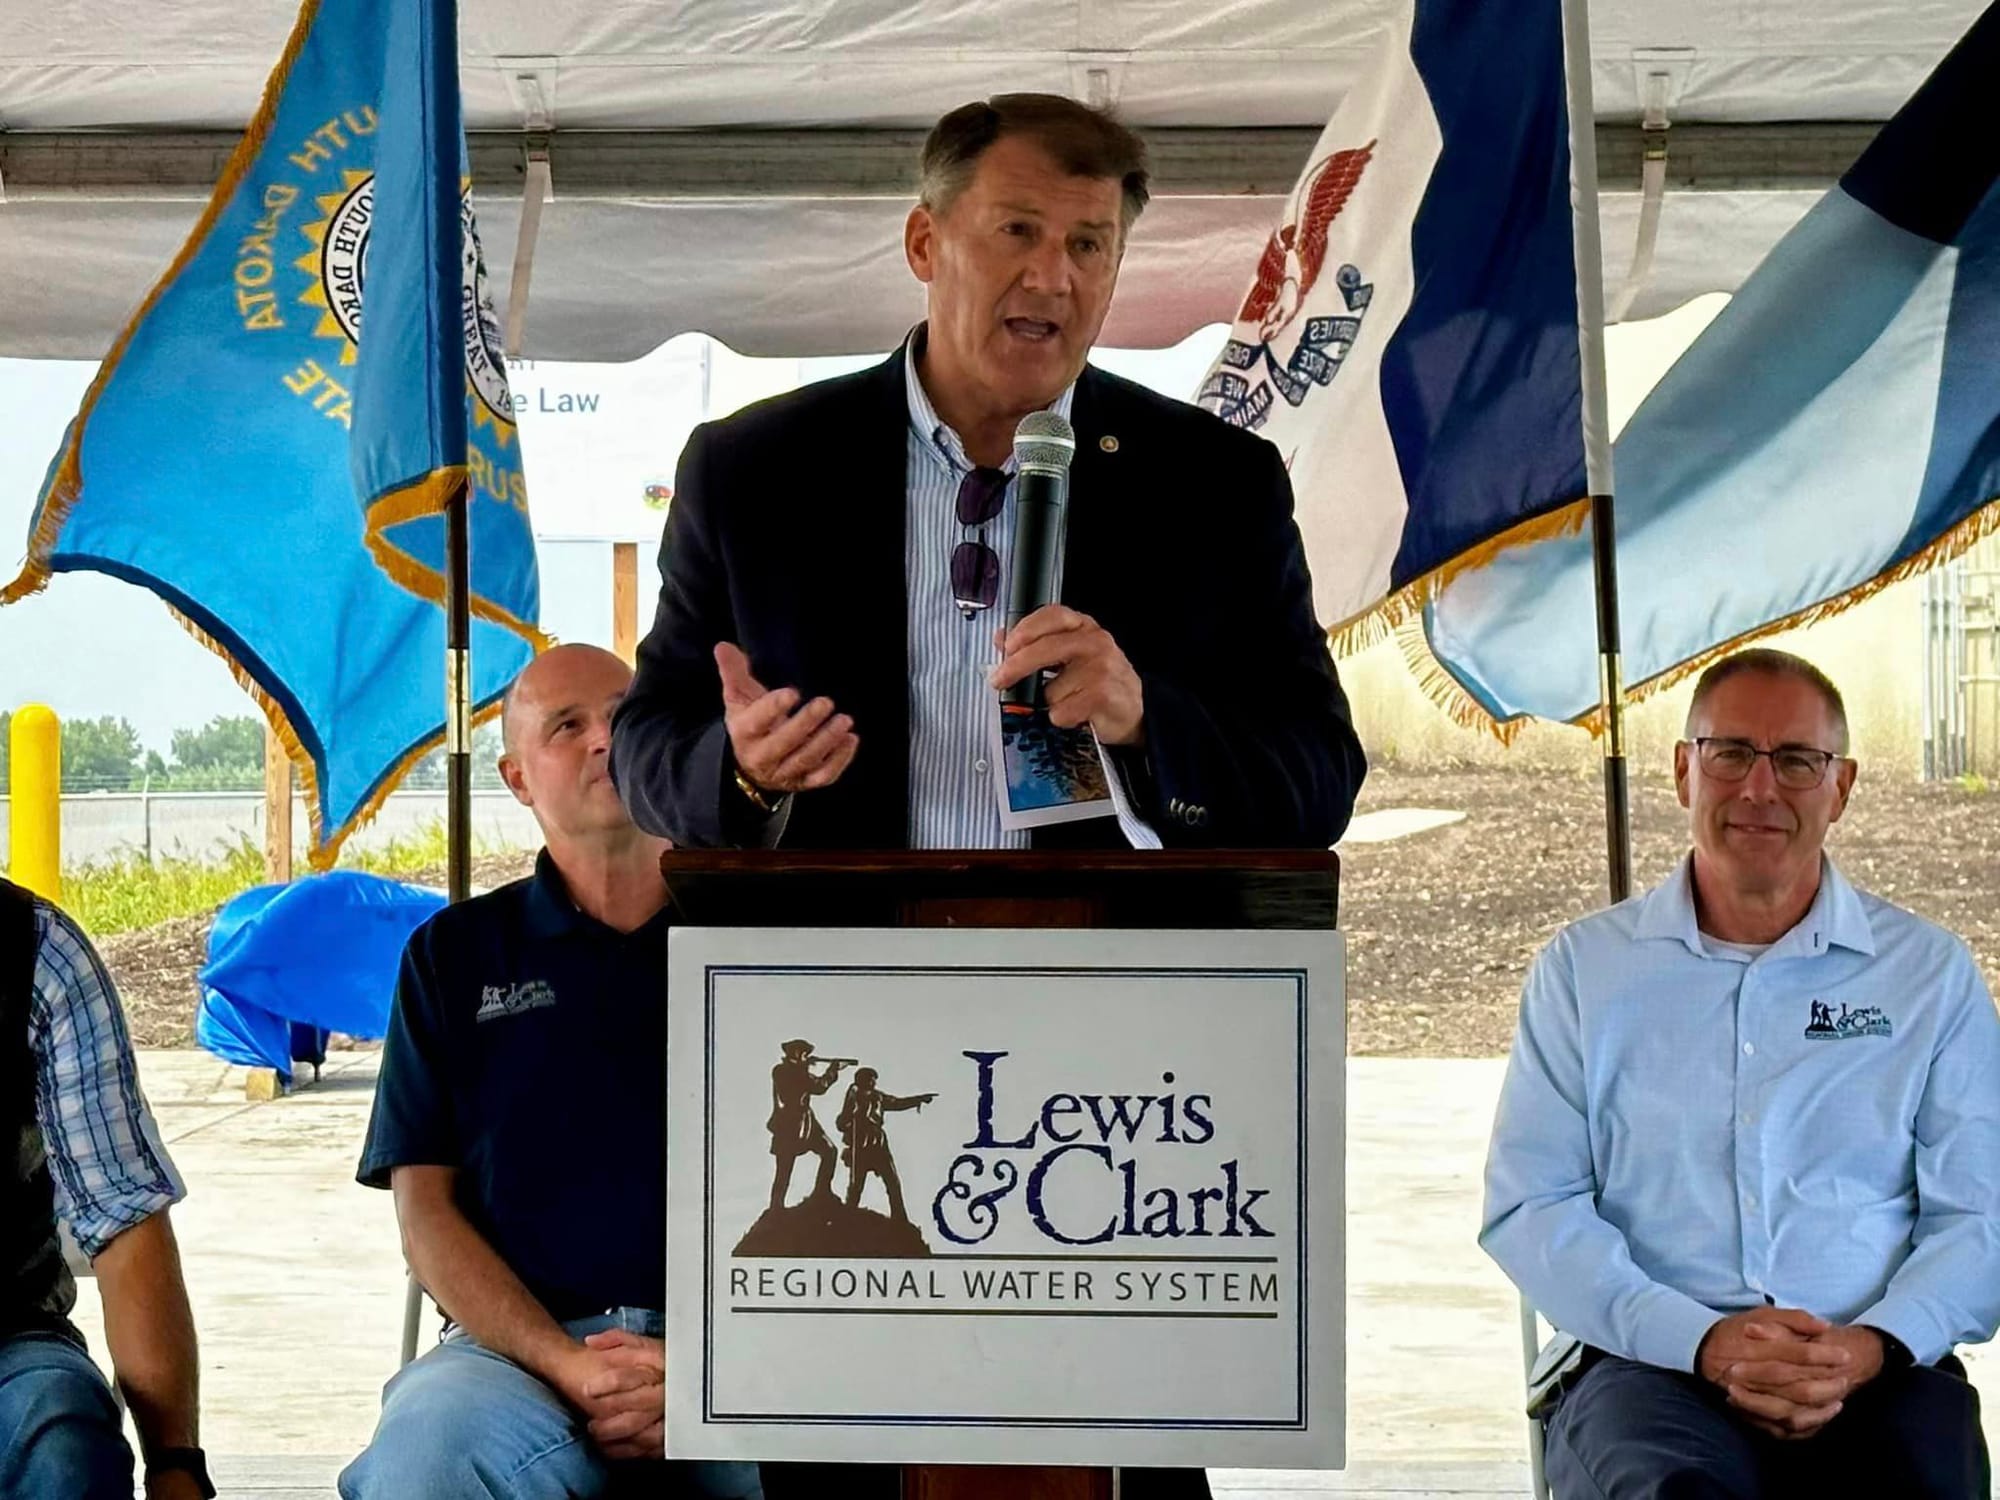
[169,605,512,872]
[362,470,554,652]
[1394,492,2000,742]
[0,0,324,607]
[1324,497,1592,660]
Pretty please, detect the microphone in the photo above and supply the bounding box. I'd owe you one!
[1001,411,1076,712]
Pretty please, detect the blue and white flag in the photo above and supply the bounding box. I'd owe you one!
[1197,0,1588,645]
[1424,3,2000,733]
[2,0,545,864]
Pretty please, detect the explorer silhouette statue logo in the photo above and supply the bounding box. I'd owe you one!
[734,1038,937,1258]
[1803,999,1892,1040]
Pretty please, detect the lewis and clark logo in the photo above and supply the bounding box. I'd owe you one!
[728,1041,1283,1321]
[1804,999,1893,1040]
[476,980,556,1024]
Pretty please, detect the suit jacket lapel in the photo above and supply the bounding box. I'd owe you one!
[1062,366,1119,618]
[844,350,913,829]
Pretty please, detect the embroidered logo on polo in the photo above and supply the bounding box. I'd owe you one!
[1803,999,1891,1040]
[476,980,557,1023]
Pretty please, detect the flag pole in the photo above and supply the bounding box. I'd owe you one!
[1560,0,1633,903]
[445,475,472,905]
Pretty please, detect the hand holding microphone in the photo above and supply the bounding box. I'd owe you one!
[986,412,1145,747]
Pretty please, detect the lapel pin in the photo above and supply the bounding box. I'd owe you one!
[1099,435,1120,453]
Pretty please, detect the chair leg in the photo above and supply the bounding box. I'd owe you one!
[1520,1294,1551,1500]
[399,1272,426,1367]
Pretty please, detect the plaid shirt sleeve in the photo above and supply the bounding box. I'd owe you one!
[29,901,185,1259]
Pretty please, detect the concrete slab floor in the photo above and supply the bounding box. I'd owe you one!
[64,1051,2000,1478]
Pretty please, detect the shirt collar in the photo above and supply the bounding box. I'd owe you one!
[523,848,590,941]
[1634,852,1876,960]
[902,322,1078,477]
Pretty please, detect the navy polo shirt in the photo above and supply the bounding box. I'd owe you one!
[357,850,668,1320]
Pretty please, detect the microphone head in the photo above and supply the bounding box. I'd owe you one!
[1013,411,1076,475]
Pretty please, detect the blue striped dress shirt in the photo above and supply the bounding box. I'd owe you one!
[901,337,1156,850]
[1482,855,2000,1371]
[29,899,184,1258]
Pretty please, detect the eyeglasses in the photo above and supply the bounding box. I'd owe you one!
[1692,737,1844,790]
[950,465,1008,616]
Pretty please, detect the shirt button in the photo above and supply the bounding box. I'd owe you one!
[1740,1113,1754,1126]
[974,758,989,775]
[1744,1193,1758,1211]
[1742,1042,1755,1056]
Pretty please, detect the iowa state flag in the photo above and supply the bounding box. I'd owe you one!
[1,0,544,864]
[1197,0,1588,646]
[1424,3,2000,732]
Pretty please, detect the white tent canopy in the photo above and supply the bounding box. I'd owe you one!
[0,0,1983,360]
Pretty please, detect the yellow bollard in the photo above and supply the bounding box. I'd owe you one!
[9,704,61,902]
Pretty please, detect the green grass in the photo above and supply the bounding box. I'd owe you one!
[60,820,480,938]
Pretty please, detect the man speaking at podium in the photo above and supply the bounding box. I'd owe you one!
[611,92,1366,856]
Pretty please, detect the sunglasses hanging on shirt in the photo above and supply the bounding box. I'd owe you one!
[950,466,1008,616]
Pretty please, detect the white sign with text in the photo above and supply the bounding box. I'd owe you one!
[665,926,1344,1467]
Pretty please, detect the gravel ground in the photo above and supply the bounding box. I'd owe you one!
[1341,766,2000,1056]
[99,771,1999,1056]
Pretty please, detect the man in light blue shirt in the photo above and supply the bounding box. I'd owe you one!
[1482,648,2000,1499]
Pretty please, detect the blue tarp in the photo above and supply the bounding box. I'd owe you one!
[195,871,445,1079]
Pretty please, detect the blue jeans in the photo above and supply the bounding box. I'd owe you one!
[340,1310,762,1500]
[0,1331,133,1500]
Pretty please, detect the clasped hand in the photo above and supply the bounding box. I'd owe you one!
[1697,1308,1885,1440]
[556,1328,666,1461]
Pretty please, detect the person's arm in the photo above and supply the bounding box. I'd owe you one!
[1851,954,2000,1364]
[393,1168,665,1454]
[92,1210,202,1488]
[611,423,774,848]
[392,1166,587,1390]
[1479,937,1724,1372]
[1128,438,1365,848]
[27,905,198,1492]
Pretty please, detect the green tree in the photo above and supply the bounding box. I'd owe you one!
[169,715,266,775]
[60,716,145,792]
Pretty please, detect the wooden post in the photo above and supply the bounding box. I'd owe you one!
[263,725,293,884]
[613,541,640,666]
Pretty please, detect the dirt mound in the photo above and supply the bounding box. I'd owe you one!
[87,775,1999,1060]
[1341,766,2000,1057]
[95,849,541,1048]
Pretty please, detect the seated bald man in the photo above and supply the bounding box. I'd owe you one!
[341,645,757,1500]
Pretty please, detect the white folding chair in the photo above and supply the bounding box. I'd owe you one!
[1521,1293,1552,1500]
[398,1271,435,1367]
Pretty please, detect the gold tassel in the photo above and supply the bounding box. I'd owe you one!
[1325,498,1592,660]
[1393,493,2000,740]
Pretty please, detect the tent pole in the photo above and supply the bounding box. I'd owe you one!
[1562,0,1632,903]
[1591,495,1633,901]
[445,474,472,905]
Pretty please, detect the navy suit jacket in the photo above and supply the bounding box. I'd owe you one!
[610,350,1366,850]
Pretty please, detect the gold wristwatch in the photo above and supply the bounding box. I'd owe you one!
[732,766,782,814]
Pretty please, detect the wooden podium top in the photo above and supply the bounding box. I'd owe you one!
[660,847,1339,931]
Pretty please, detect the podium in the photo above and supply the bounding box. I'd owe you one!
[662,847,1339,1500]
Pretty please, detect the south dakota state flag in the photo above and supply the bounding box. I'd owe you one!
[1,0,544,864]
[1424,3,2000,732]
[1197,0,1588,646]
